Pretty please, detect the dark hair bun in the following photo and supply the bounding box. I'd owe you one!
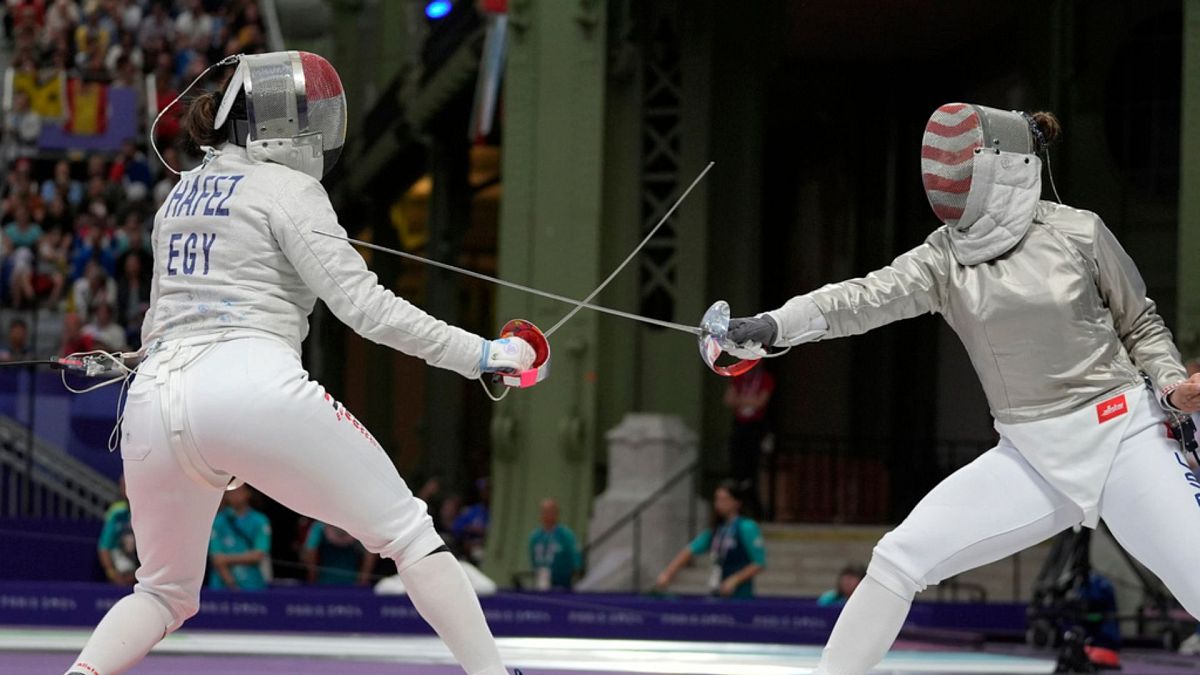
[1030,111,1062,149]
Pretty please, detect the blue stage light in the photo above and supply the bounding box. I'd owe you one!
[425,0,452,19]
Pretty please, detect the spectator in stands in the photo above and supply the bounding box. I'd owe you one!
[817,565,867,607]
[58,310,94,356]
[72,258,117,320]
[80,40,110,82]
[43,0,79,45]
[73,8,111,69]
[0,318,31,361]
[175,0,213,46]
[40,160,85,209]
[104,25,142,72]
[152,148,181,203]
[109,141,153,203]
[302,521,376,586]
[5,202,43,308]
[723,367,774,515]
[84,302,127,350]
[7,0,45,40]
[138,0,174,47]
[98,476,139,586]
[655,480,766,598]
[116,247,150,346]
[71,214,116,280]
[228,0,266,53]
[3,91,41,162]
[437,491,464,553]
[527,497,581,591]
[114,210,150,258]
[3,157,44,218]
[208,484,272,592]
[452,478,491,563]
[33,225,68,309]
[149,49,182,146]
[115,0,142,35]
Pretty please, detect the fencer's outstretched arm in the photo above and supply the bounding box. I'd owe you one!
[764,230,953,346]
[1089,216,1187,397]
[268,178,487,379]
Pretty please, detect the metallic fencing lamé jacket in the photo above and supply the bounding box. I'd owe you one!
[767,201,1186,424]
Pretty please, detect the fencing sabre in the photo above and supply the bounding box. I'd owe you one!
[315,161,769,389]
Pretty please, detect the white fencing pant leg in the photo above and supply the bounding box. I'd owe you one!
[815,440,1082,675]
[66,375,226,675]
[186,339,505,675]
[1098,402,1200,617]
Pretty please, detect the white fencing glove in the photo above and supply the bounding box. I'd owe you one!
[479,336,536,375]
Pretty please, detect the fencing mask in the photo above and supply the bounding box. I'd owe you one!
[214,51,347,180]
[920,103,1043,265]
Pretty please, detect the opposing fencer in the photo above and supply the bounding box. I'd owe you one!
[66,52,531,675]
[724,104,1200,674]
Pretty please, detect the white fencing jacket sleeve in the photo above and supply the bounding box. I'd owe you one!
[267,176,486,379]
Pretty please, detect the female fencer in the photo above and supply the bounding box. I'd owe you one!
[724,104,1200,674]
[66,51,531,675]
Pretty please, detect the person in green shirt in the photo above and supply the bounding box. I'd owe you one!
[655,480,766,598]
[527,498,581,591]
[207,485,272,591]
[97,476,138,586]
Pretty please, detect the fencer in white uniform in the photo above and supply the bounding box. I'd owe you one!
[725,104,1200,674]
[66,52,530,675]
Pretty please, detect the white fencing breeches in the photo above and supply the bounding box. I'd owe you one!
[119,335,444,629]
[818,390,1200,674]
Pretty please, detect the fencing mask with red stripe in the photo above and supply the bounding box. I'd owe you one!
[921,103,1043,265]
[214,51,347,181]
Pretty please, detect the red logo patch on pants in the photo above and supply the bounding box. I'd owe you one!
[1096,394,1128,424]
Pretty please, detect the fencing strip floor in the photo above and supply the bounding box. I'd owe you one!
[0,627,1057,674]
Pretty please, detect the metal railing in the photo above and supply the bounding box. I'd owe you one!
[766,434,996,523]
[582,457,700,592]
[0,414,118,520]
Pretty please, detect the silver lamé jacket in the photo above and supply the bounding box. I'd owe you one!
[767,201,1186,424]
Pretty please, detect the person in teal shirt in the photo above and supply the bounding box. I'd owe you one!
[207,485,272,591]
[817,565,866,607]
[656,480,766,598]
[97,476,138,586]
[527,498,581,590]
[303,521,375,586]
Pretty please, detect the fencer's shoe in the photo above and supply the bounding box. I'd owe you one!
[1180,631,1200,655]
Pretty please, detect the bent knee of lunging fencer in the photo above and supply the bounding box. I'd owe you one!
[134,585,198,633]
[378,527,448,574]
[122,588,185,635]
[867,540,925,599]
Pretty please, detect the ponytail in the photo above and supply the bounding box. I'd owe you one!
[182,91,226,149]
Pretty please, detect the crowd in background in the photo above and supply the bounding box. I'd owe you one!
[1,0,266,355]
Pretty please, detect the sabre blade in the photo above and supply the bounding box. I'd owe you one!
[543,161,714,337]
[312,230,703,336]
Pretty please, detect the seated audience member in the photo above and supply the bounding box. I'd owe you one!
[72,258,117,320]
[208,484,272,591]
[528,497,581,591]
[817,565,867,607]
[0,318,30,361]
[656,480,766,598]
[97,476,138,586]
[83,302,127,350]
[59,311,95,356]
[452,479,492,563]
[302,521,376,586]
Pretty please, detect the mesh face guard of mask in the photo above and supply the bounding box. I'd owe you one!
[920,103,1035,227]
[214,51,347,180]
